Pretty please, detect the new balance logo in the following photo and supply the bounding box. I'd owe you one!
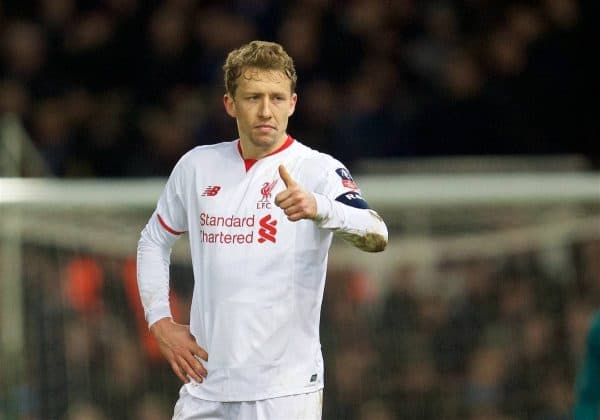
[257,214,277,243]
[201,186,221,197]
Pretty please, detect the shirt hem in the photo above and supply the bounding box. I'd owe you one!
[183,383,325,403]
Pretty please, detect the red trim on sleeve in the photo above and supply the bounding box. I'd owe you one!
[157,214,185,235]
[237,135,295,172]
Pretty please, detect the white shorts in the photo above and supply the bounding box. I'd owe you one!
[172,386,323,420]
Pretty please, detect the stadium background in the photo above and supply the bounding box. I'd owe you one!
[1,0,599,419]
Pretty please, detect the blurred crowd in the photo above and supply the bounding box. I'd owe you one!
[0,0,597,177]
[321,238,599,419]
[5,236,598,419]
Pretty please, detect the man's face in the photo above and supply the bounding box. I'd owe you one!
[224,67,297,158]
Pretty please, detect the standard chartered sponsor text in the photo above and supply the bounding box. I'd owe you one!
[199,212,254,244]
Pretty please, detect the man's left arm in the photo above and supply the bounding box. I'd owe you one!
[275,164,388,252]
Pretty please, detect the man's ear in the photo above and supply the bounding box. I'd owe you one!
[288,93,298,117]
[224,94,236,117]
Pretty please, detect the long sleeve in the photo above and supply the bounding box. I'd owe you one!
[301,154,388,253]
[136,155,189,327]
[313,192,388,252]
[137,212,180,327]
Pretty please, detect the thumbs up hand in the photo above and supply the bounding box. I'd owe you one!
[275,165,317,221]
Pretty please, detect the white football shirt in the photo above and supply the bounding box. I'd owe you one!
[137,136,387,401]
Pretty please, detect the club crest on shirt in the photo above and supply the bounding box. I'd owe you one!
[257,179,278,209]
[335,168,359,190]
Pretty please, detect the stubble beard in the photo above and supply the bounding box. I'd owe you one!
[250,130,285,152]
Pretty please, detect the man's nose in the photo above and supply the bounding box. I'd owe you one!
[259,98,272,118]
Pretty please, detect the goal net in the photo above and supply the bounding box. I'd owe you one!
[1,173,599,420]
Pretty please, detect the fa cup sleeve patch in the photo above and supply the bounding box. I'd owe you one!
[335,167,359,190]
[335,192,370,209]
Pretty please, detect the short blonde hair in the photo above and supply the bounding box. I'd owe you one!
[223,40,297,96]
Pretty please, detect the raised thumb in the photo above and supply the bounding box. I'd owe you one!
[278,164,296,188]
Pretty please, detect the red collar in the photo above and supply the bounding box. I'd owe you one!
[237,135,294,172]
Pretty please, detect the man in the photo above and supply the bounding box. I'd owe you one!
[137,40,388,419]
[574,310,600,419]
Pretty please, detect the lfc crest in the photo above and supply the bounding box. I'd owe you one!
[257,179,278,209]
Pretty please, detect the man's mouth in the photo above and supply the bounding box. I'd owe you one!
[255,125,276,131]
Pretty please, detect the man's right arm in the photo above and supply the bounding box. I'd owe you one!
[137,213,177,325]
[137,213,208,383]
